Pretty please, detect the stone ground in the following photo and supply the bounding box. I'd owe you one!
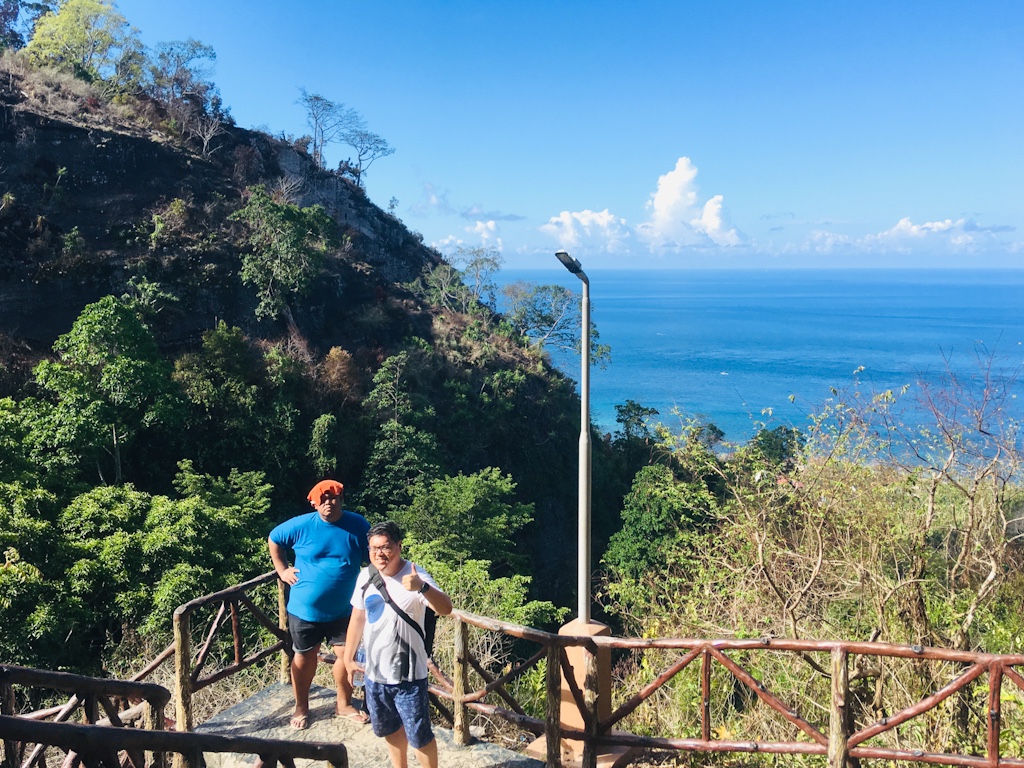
[195,682,544,768]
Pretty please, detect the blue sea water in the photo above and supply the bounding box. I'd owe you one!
[498,269,1024,442]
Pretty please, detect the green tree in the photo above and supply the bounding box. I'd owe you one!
[173,322,307,485]
[607,399,660,491]
[501,281,611,365]
[602,463,718,581]
[148,38,217,110]
[30,296,183,485]
[396,467,533,573]
[343,128,394,186]
[296,89,362,170]
[25,0,142,89]
[230,185,339,321]
[355,349,445,513]
[751,424,805,468]
[410,262,473,314]
[0,546,89,669]
[406,248,500,319]
[614,399,658,446]
[0,397,37,484]
[308,413,337,476]
[358,419,441,514]
[63,465,270,634]
[454,246,502,310]
[147,38,228,144]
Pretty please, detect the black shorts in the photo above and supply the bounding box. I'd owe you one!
[288,612,351,654]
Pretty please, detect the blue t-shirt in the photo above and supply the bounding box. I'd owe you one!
[269,510,370,622]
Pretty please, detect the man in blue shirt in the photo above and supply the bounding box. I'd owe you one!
[268,480,370,728]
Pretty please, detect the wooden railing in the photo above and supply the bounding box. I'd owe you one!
[0,664,171,768]
[0,572,342,768]
[0,663,346,768]
[0,715,348,768]
[434,610,1024,768]
[11,572,1024,768]
[170,570,290,733]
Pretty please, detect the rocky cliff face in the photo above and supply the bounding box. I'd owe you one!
[0,66,439,357]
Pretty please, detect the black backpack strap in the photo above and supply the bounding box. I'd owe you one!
[365,564,426,643]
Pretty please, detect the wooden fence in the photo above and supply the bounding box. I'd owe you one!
[0,714,348,768]
[9,571,1024,768]
[0,664,170,768]
[170,570,290,733]
[436,610,1024,768]
[0,663,346,768]
[0,572,335,768]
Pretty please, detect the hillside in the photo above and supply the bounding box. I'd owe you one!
[0,58,438,357]
[0,51,636,652]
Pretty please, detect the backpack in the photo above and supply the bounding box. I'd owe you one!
[363,563,437,658]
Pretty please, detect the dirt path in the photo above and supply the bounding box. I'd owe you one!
[196,682,543,768]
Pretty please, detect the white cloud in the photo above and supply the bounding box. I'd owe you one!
[431,220,504,254]
[878,217,963,239]
[431,234,464,253]
[697,195,742,246]
[636,157,742,250]
[807,216,991,255]
[461,204,524,222]
[535,158,741,259]
[539,209,631,253]
[466,220,503,251]
[806,230,853,254]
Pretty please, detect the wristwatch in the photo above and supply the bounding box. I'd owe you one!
[418,582,431,594]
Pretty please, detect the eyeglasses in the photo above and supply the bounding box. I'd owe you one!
[369,544,395,554]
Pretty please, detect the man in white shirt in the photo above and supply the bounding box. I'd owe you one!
[345,521,453,768]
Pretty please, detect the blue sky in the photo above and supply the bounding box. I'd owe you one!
[114,0,1024,270]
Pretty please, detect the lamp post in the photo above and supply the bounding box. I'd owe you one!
[526,253,632,766]
[554,249,592,623]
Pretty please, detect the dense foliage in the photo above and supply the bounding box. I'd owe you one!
[0,264,616,673]
[598,373,1024,755]
[230,185,340,320]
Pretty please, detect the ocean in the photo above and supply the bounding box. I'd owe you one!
[497,268,1024,442]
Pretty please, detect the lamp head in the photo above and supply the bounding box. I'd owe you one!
[555,250,583,274]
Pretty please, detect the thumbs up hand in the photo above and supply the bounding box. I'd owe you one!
[402,563,425,593]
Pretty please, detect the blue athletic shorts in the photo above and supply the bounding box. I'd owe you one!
[365,677,434,748]
[287,613,350,654]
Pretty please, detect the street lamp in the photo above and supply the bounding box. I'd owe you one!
[526,252,629,766]
[554,249,592,624]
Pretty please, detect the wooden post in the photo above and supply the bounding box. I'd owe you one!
[701,649,711,742]
[172,611,194,768]
[0,676,12,716]
[144,699,166,768]
[229,600,243,667]
[83,695,98,724]
[581,645,599,768]
[278,580,290,685]
[1,674,17,768]
[988,662,1003,768]
[829,647,849,768]
[452,618,470,745]
[545,644,562,768]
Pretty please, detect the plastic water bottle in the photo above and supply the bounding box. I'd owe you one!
[352,644,365,688]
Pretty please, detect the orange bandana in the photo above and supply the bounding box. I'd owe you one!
[307,480,344,505]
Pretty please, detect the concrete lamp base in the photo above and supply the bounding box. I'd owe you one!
[525,618,637,768]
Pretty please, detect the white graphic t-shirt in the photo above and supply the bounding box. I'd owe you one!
[351,560,438,684]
